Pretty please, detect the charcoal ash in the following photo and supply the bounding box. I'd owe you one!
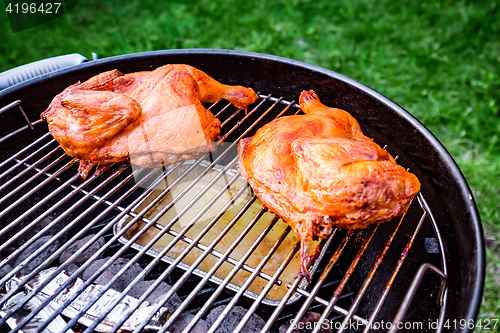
[128,280,182,311]
[1,289,75,333]
[205,305,265,333]
[170,313,209,333]
[59,234,106,266]
[14,235,60,275]
[81,257,143,292]
[279,312,332,333]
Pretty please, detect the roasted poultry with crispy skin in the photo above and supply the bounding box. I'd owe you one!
[42,64,258,179]
[238,90,421,281]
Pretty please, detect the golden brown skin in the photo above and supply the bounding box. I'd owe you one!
[42,64,258,179]
[238,90,421,281]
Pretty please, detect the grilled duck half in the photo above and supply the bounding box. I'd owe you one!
[42,64,258,179]
[238,90,420,281]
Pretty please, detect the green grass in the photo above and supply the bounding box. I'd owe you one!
[1,0,499,329]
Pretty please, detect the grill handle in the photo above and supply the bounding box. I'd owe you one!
[0,53,89,90]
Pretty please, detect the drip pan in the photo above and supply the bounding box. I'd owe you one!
[113,160,327,306]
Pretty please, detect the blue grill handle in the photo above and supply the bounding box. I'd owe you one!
[0,53,89,90]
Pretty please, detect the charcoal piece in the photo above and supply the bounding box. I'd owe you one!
[65,263,80,277]
[206,305,265,333]
[81,258,143,292]
[0,264,12,279]
[59,234,106,265]
[94,270,122,291]
[171,313,209,333]
[102,272,122,290]
[279,312,332,333]
[128,280,182,311]
[14,236,60,275]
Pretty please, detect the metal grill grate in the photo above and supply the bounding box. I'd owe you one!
[0,95,448,333]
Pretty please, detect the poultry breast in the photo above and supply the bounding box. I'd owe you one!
[238,90,421,281]
[42,64,258,179]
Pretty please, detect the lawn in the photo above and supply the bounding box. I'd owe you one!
[1,0,499,330]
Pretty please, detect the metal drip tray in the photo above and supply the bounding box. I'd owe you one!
[114,160,325,306]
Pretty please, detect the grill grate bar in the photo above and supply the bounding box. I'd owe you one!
[0,138,57,181]
[337,207,409,332]
[72,98,297,330]
[0,170,80,257]
[58,96,272,224]
[127,97,300,333]
[168,212,281,333]
[21,167,166,333]
[52,94,288,330]
[388,263,447,333]
[207,98,223,112]
[261,229,340,333]
[107,181,257,333]
[0,166,141,332]
[206,225,293,333]
[219,104,248,128]
[0,132,51,170]
[311,225,380,333]
[95,179,260,330]
[0,119,45,145]
[0,157,75,219]
[285,230,356,333]
[75,158,250,333]
[0,151,67,208]
[13,158,63,182]
[132,181,273,332]
[0,92,450,333]
[52,159,218,332]
[0,145,62,196]
[11,166,173,333]
[361,210,427,333]
[128,193,263,333]
[234,243,300,333]
[0,100,22,116]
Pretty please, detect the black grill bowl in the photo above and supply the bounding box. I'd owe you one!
[0,49,484,332]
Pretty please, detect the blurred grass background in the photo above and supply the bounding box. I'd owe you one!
[1,0,499,330]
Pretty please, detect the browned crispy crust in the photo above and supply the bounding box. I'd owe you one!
[238,90,420,281]
[42,64,258,179]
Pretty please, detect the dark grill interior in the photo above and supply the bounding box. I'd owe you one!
[0,49,484,333]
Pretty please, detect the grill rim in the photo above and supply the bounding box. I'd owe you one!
[0,48,485,332]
